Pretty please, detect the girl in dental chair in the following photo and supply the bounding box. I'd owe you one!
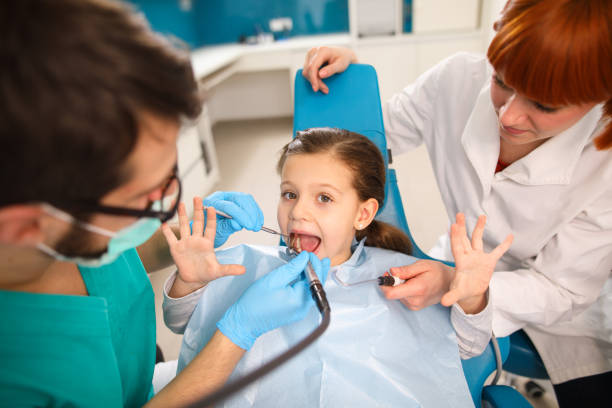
[163,128,512,407]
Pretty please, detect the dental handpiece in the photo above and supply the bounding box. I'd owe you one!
[305,262,329,313]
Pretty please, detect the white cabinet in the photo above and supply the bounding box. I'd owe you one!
[176,103,219,216]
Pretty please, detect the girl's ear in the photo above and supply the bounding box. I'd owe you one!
[354,198,378,230]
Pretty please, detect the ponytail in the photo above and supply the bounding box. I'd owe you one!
[356,220,412,256]
[594,99,612,150]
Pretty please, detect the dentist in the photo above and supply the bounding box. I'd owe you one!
[0,1,326,407]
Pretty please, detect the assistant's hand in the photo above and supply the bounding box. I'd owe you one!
[202,191,264,248]
[162,197,246,288]
[441,213,513,313]
[380,259,455,310]
[302,46,358,94]
[217,251,330,350]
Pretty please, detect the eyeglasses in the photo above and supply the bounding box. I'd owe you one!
[60,165,182,223]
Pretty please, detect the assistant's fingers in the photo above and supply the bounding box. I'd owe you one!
[382,274,428,300]
[318,59,347,79]
[302,48,318,88]
[161,222,178,245]
[490,233,514,260]
[455,213,472,250]
[450,222,466,258]
[388,261,430,280]
[203,207,217,242]
[306,49,326,91]
[471,215,486,251]
[192,196,204,236]
[178,202,190,238]
[318,78,329,94]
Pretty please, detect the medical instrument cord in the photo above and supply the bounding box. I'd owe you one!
[490,334,503,385]
[185,210,331,408]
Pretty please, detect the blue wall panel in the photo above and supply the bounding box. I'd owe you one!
[193,0,348,45]
[125,0,348,48]
[126,0,199,48]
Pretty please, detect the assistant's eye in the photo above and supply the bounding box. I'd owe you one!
[533,101,559,113]
[282,191,297,200]
[317,194,332,203]
[493,75,512,91]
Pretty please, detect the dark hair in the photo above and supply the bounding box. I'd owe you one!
[0,0,202,210]
[488,0,612,150]
[277,127,412,255]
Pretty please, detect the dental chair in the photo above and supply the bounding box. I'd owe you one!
[293,64,532,408]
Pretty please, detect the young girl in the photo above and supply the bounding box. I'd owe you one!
[164,128,512,407]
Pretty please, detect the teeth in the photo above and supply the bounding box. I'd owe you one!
[290,234,302,253]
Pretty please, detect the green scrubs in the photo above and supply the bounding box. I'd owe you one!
[0,248,156,407]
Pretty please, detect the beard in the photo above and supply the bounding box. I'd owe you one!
[54,223,109,259]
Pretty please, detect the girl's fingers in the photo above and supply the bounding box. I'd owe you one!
[491,234,514,260]
[161,222,178,245]
[178,202,190,238]
[191,196,204,236]
[218,263,246,277]
[203,206,217,243]
[441,289,461,307]
[471,215,486,251]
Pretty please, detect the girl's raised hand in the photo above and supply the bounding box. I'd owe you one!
[161,197,245,286]
[441,213,513,314]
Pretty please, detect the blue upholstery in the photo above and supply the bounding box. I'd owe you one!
[293,63,531,408]
[504,330,549,379]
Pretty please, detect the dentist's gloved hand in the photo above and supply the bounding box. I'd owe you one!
[201,191,264,247]
[217,251,330,350]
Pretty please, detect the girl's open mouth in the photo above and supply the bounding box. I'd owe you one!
[289,232,321,253]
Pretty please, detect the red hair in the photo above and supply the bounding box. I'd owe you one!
[487,0,612,150]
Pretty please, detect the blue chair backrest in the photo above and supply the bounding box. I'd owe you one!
[293,64,510,407]
[294,64,448,262]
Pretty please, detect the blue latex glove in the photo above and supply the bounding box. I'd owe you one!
[217,251,331,350]
[201,191,264,248]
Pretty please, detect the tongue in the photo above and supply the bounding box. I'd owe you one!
[299,234,320,252]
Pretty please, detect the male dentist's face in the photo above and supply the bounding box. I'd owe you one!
[47,112,180,258]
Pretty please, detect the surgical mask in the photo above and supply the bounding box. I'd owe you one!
[37,204,161,268]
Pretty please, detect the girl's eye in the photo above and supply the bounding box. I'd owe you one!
[533,101,558,113]
[317,194,332,203]
[282,191,297,200]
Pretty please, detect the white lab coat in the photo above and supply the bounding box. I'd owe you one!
[384,52,612,384]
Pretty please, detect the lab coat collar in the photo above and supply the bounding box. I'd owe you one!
[461,83,604,187]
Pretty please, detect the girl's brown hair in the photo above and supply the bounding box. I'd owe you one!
[487,0,612,150]
[277,127,412,255]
